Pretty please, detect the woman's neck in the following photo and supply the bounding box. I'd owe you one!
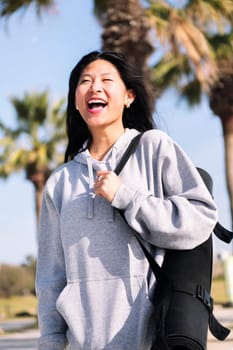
[89,126,125,160]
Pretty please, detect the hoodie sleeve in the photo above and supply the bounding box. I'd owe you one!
[35,180,68,350]
[111,130,218,250]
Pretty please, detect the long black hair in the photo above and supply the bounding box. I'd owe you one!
[64,50,156,162]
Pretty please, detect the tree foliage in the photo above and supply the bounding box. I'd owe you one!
[0,260,35,297]
[0,91,66,178]
[147,0,233,103]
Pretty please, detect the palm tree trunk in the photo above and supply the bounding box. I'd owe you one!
[30,181,45,243]
[101,0,157,110]
[26,164,51,231]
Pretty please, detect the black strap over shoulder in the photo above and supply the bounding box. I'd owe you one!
[114,133,143,175]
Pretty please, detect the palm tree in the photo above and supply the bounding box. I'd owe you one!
[94,0,157,109]
[0,90,66,225]
[147,0,233,227]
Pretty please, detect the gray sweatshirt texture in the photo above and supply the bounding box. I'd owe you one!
[36,128,218,350]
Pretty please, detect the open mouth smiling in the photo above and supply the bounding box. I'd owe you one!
[87,99,107,110]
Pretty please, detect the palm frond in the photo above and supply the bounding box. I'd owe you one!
[93,0,108,22]
[0,0,55,17]
[0,148,28,176]
[179,79,202,106]
[152,56,185,89]
[186,0,233,31]
[208,32,233,59]
[148,1,222,91]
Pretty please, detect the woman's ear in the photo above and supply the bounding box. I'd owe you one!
[125,89,136,108]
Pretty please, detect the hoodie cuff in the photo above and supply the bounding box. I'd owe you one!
[111,183,136,210]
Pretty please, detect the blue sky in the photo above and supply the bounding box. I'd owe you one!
[0,0,232,264]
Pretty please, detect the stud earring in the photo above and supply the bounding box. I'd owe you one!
[75,106,79,111]
[125,101,131,108]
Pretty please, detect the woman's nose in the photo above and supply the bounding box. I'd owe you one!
[89,80,102,93]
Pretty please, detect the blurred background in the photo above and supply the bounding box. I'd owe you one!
[0,0,233,319]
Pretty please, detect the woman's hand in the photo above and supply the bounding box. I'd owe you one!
[94,171,122,202]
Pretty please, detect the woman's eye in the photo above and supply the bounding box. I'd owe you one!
[80,79,91,84]
[103,78,113,82]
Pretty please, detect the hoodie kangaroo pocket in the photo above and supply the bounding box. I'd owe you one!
[56,275,153,349]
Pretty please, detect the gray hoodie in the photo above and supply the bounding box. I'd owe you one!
[36,128,217,350]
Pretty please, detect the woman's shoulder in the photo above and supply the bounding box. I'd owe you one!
[141,129,173,145]
[46,160,76,187]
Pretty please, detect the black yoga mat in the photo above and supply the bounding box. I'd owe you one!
[153,236,212,350]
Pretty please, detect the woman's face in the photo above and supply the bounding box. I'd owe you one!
[75,59,135,132]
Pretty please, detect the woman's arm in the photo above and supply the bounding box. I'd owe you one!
[35,184,68,350]
[111,131,218,250]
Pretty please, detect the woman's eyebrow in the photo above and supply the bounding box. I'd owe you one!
[81,72,113,77]
[80,73,92,78]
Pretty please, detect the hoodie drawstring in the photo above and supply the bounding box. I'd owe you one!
[109,147,118,222]
[87,156,95,219]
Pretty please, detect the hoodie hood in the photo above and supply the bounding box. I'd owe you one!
[73,128,140,219]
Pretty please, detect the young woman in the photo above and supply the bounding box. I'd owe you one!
[36,51,217,350]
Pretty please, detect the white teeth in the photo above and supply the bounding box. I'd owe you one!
[88,99,106,104]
